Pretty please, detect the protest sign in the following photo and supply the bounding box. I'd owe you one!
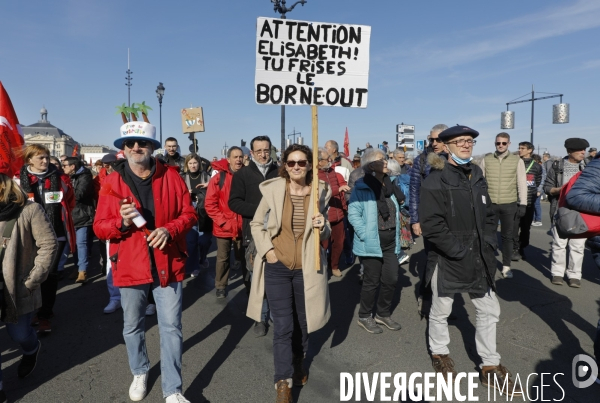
[181,107,205,133]
[255,17,371,108]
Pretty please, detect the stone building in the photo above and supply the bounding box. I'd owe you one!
[22,107,78,157]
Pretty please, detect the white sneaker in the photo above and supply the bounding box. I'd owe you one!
[398,254,410,265]
[531,221,543,227]
[501,266,513,279]
[103,299,122,314]
[129,373,148,401]
[145,304,156,316]
[165,393,190,403]
[191,269,201,278]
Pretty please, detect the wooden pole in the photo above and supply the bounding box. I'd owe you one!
[311,105,320,271]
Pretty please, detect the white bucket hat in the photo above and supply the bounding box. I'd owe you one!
[115,121,161,150]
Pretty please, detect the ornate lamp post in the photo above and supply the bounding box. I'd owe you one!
[270,0,308,154]
[156,82,165,147]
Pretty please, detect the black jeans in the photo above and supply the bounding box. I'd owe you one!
[264,261,308,383]
[359,229,398,318]
[418,238,433,299]
[38,240,67,319]
[513,204,535,250]
[491,203,517,266]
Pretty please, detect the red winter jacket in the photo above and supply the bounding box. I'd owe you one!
[318,167,348,223]
[93,159,197,287]
[205,159,242,239]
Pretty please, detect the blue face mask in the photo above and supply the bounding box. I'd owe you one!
[449,152,473,165]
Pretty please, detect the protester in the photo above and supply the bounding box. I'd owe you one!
[420,125,521,395]
[348,147,405,334]
[531,154,545,226]
[49,156,61,170]
[381,141,390,155]
[181,154,211,278]
[585,147,597,165]
[352,154,361,169]
[544,138,588,288]
[19,144,75,334]
[409,124,448,318]
[405,158,413,171]
[513,142,542,259]
[0,165,57,401]
[246,144,330,403]
[163,137,185,171]
[392,149,409,174]
[479,132,527,278]
[229,135,279,337]
[62,157,95,283]
[325,140,353,182]
[317,148,350,277]
[93,120,196,403]
[386,159,411,265]
[205,147,247,298]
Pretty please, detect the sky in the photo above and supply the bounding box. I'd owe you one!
[2,0,599,159]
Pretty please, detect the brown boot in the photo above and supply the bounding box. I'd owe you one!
[75,271,87,283]
[292,355,308,386]
[480,364,523,396]
[275,379,292,403]
[431,354,457,381]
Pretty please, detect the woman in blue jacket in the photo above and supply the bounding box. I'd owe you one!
[348,148,405,334]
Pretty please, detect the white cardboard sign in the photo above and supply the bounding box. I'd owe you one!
[255,17,371,108]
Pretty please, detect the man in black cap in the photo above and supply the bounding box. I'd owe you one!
[544,137,588,288]
[420,125,521,395]
[586,147,597,165]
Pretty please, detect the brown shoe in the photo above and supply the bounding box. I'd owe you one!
[332,269,342,277]
[480,364,523,396]
[275,379,293,403]
[292,355,308,386]
[75,271,87,283]
[431,354,457,381]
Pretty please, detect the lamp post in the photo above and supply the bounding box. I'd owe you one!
[501,85,569,146]
[270,0,308,154]
[156,82,165,147]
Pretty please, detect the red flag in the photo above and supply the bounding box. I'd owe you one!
[343,127,350,156]
[0,82,25,176]
[72,144,79,156]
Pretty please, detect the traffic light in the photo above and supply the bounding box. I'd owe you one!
[188,133,195,142]
[241,139,246,147]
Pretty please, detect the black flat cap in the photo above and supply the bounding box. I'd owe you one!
[438,125,479,141]
[589,147,597,152]
[101,154,117,163]
[564,138,589,150]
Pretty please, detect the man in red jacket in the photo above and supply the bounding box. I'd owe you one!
[205,146,246,298]
[93,122,196,403]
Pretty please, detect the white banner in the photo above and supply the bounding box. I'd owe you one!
[255,17,371,108]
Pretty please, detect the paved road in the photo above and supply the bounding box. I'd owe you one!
[1,202,599,402]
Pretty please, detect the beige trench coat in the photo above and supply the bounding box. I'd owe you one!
[247,177,332,333]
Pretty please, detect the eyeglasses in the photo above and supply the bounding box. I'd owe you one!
[253,149,270,155]
[124,140,151,149]
[447,139,477,147]
[430,138,442,143]
[285,160,308,168]
[495,142,508,146]
[61,164,69,168]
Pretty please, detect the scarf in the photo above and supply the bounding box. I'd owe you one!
[363,173,404,221]
[19,164,61,230]
[0,195,22,222]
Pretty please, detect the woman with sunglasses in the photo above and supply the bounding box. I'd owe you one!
[18,144,75,334]
[247,144,331,403]
[348,147,405,335]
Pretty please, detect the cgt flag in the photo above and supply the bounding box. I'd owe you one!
[0,82,25,176]
[344,127,350,156]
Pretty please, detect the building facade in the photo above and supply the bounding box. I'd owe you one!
[22,107,78,157]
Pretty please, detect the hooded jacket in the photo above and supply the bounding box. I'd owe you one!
[420,153,498,294]
[205,159,242,239]
[93,158,197,287]
[70,166,96,227]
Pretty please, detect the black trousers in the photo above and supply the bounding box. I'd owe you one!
[264,261,307,383]
[418,238,433,299]
[491,203,517,266]
[513,204,535,250]
[359,229,398,318]
[38,240,67,319]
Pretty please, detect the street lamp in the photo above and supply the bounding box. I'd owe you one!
[501,85,569,145]
[156,82,165,147]
[270,0,308,154]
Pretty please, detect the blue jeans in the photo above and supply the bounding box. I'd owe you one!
[57,240,70,272]
[120,281,183,397]
[0,312,39,383]
[534,195,542,222]
[75,226,93,272]
[185,226,200,273]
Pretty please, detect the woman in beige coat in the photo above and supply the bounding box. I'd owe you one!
[247,144,331,403]
[0,166,57,401]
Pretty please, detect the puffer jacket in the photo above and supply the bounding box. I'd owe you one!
[348,178,401,257]
[318,167,347,223]
[93,159,197,287]
[409,149,446,224]
[521,157,542,206]
[420,153,498,294]
[70,166,96,227]
[205,159,242,239]
[566,156,600,214]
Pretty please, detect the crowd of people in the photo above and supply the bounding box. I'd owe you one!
[0,119,598,403]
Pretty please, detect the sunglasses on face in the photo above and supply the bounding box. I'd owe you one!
[496,142,508,146]
[430,138,442,143]
[285,160,308,168]
[124,140,151,149]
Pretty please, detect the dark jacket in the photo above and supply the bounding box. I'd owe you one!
[566,155,600,215]
[163,153,185,171]
[409,148,434,224]
[543,157,585,218]
[228,160,279,245]
[70,167,95,228]
[420,153,498,294]
[521,157,542,206]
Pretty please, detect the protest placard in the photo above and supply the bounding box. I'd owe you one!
[181,107,205,133]
[255,17,371,108]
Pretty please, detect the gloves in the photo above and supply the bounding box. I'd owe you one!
[517,205,526,218]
